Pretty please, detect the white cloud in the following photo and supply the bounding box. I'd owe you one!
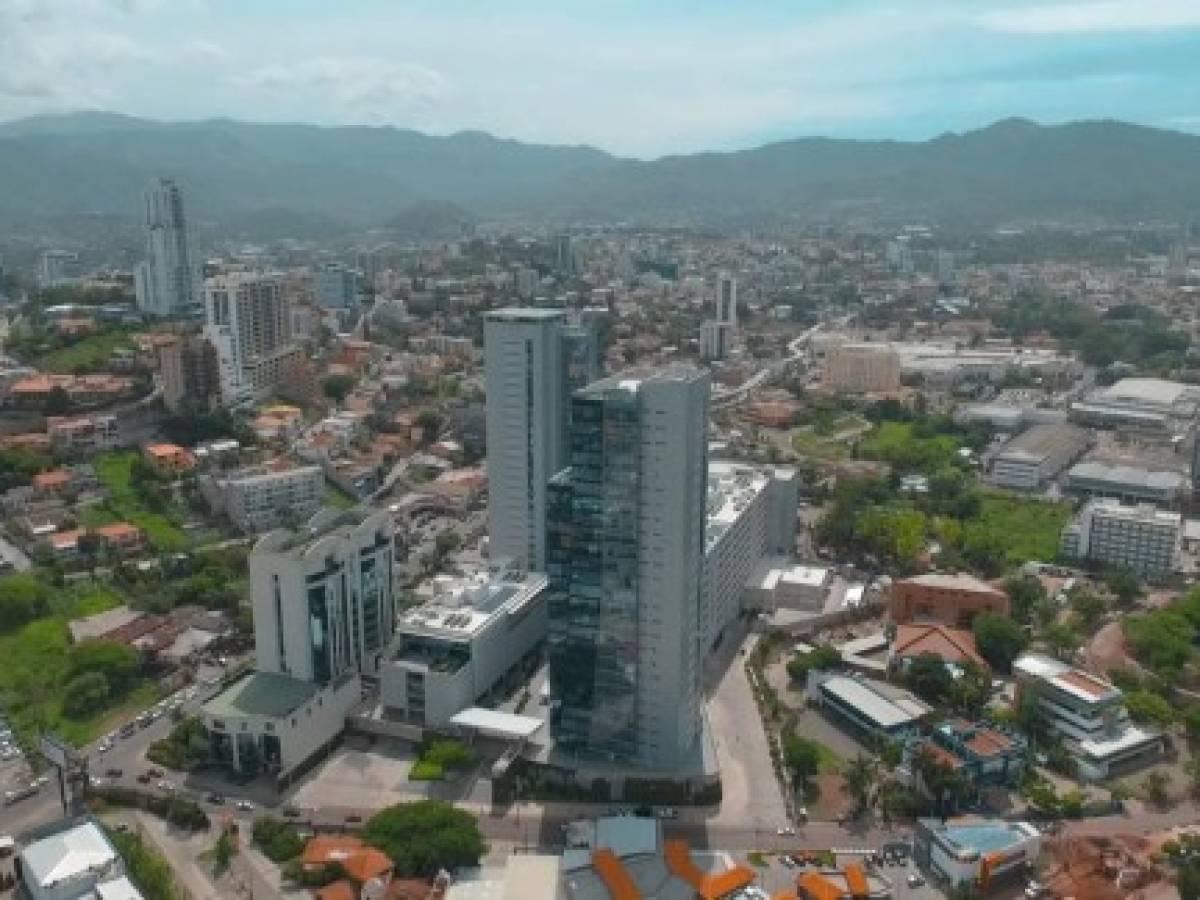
[237,57,448,120]
[982,0,1200,34]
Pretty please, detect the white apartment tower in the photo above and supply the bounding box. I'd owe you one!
[135,178,198,317]
[203,270,296,406]
[250,508,397,682]
[483,308,568,572]
[547,367,709,770]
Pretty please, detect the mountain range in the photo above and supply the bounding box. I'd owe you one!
[1,112,1199,233]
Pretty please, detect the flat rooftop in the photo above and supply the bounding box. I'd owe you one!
[995,423,1089,462]
[1067,461,1186,492]
[921,818,1038,858]
[818,673,931,729]
[398,572,547,639]
[1014,654,1121,706]
[203,670,320,720]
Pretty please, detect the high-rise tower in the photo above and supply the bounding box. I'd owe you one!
[546,366,709,769]
[135,178,198,317]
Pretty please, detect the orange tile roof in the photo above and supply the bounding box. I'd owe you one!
[894,623,987,668]
[50,529,84,550]
[965,729,1014,758]
[921,741,965,770]
[341,847,392,883]
[316,881,356,900]
[1060,670,1110,698]
[303,835,367,866]
[591,848,642,900]
[796,872,842,900]
[844,862,869,898]
[95,522,141,542]
[34,470,72,490]
[144,443,187,457]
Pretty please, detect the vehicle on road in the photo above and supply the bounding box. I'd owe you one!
[3,784,38,805]
[345,813,361,823]
[282,806,300,817]
[137,772,153,784]
[206,793,225,805]
[776,826,795,836]
[907,873,925,888]
[147,768,163,778]
[105,768,123,778]
[157,780,175,792]
[235,800,253,811]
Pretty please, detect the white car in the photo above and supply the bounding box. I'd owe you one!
[235,800,254,812]
[907,873,925,888]
[776,826,795,836]
[157,781,175,792]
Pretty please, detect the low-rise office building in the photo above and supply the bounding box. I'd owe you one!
[1064,461,1187,508]
[807,670,932,742]
[380,570,548,727]
[824,343,902,393]
[913,818,1041,891]
[908,719,1028,789]
[1013,654,1163,781]
[745,559,830,613]
[1060,499,1181,578]
[988,423,1091,490]
[701,462,797,650]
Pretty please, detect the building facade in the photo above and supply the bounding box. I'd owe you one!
[134,178,198,317]
[889,573,1010,628]
[701,462,797,652]
[312,262,359,309]
[200,463,325,533]
[380,571,548,727]
[988,423,1091,490]
[157,332,219,413]
[716,272,737,328]
[546,367,709,769]
[483,308,568,572]
[203,270,294,406]
[824,344,902,393]
[699,320,732,361]
[1013,654,1163,780]
[1060,499,1181,578]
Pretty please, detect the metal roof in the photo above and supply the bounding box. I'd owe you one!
[202,671,319,720]
[819,675,931,729]
[450,707,544,740]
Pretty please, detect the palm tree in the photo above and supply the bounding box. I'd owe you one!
[842,753,878,817]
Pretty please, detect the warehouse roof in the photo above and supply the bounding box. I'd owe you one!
[995,423,1089,462]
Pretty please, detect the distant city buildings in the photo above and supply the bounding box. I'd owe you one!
[823,343,901,393]
[698,272,738,362]
[134,178,198,317]
[312,261,360,309]
[1060,499,1181,577]
[37,249,79,289]
[988,423,1091,490]
[547,366,709,769]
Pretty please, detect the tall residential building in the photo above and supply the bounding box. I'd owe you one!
[716,272,737,328]
[546,366,709,769]
[554,234,577,277]
[250,508,397,682]
[203,270,298,406]
[699,320,732,361]
[483,308,568,571]
[157,332,219,413]
[134,178,198,317]
[38,249,79,288]
[312,262,360,309]
[1060,499,1181,577]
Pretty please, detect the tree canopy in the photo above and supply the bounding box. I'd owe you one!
[361,800,485,876]
[973,611,1028,673]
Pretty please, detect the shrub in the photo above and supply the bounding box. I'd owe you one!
[252,817,305,863]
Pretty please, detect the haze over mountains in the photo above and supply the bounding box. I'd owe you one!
[2,112,1199,233]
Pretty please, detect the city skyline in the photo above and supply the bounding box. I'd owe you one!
[0,1,1199,157]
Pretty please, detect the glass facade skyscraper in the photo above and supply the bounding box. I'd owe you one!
[547,367,708,769]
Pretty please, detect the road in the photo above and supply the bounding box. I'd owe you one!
[0,533,31,570]
[711,322,823,410]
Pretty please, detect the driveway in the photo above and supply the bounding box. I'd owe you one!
[705,636,789,834]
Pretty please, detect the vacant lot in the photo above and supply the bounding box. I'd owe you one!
[39,330,134,374]
[89,452,189,551]
[0,583,158,748]
[965,491,1072,566]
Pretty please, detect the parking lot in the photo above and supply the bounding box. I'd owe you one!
[748,851,947,900]
[289,735,467,812]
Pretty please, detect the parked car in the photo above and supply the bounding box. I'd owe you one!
[105,768,123,779]
[235,800,253,812]
[206,793,225,805]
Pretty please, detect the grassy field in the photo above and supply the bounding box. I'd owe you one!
[967,491,1073,566]
[0,583,159,749]
[92,452,189,551]
[38,331,134,374]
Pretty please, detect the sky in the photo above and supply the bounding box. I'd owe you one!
[1,0,1199,158]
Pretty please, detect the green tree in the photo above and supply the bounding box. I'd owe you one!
[321,373,356,406]
[1103,567,1142,606]
[416,410,443,441]
[842,754,878,817]
[68,639,140,695]
[1068,587,1108,632]
[786,645,841,683]
[948,661,992,718]
[0,573,52,633]
[1003,573,1046,625]
[362,800,485,876]
[973,611,1028,673]
[1142,770,1172,808]
[1041,621,1081,662]
[62,670,111,717]
[1124,691,1175,728]
[905,653,954,705]
[782,733,823,790]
